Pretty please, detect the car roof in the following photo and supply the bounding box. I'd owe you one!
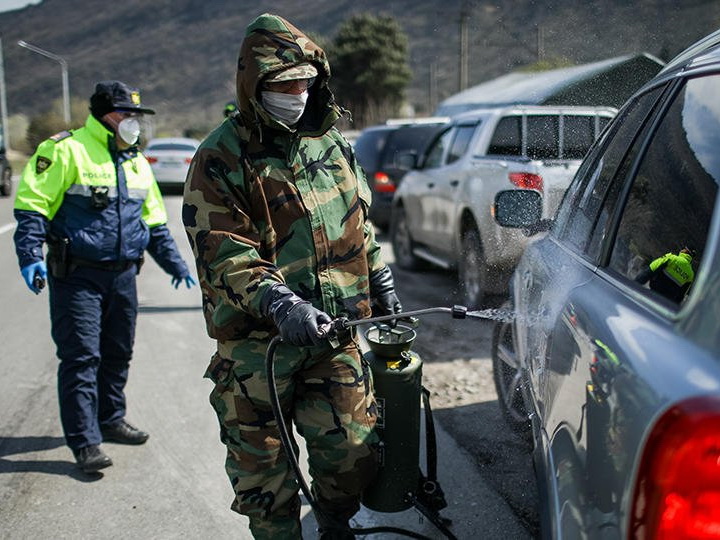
[449,104,618,125]
[146,137,200,147]
[385,116,450,126]
[359,117,450,134]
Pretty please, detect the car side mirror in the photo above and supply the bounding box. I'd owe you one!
[494,189,550,235]
[394,151,418,171]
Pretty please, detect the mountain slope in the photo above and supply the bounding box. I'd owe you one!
[1,0,718,134]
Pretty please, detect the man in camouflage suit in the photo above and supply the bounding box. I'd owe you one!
[182,13,402,540]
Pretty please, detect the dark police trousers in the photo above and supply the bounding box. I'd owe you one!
[48,263,138,451]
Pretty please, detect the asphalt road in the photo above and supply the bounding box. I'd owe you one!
[0,184,536,540]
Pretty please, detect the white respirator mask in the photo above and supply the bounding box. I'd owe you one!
[117,117,141,145]
[261,90,309,126]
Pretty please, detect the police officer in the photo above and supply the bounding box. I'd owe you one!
[636,247,695,303]
[183,13,401,540]
[13,80,196,474]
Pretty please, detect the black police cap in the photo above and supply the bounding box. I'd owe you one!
[89,80,156,119]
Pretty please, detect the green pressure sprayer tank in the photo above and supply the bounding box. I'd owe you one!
[361,323,423,512]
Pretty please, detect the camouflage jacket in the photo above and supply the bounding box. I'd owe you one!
[182,13,385,342]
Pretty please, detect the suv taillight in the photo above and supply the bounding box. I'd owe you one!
[508,172,543,192]
[630,396,720,539]
[147,156,158,164]
[374,172,396,193]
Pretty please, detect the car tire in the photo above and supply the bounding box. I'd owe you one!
[0,165,11,197]
[391,206,422,270]
[458,228,489,308]
[492,305,531,436]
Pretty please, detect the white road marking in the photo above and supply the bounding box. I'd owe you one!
[0,222,15,235]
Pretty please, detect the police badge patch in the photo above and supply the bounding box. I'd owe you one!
[36,156,52,174]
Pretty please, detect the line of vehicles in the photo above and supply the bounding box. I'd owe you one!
[354,28,720,540]
[354,103,617,308]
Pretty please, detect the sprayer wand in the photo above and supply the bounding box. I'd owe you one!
[317,305,475,347]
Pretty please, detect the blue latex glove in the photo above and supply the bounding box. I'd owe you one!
[21,261,47,294]
[172,274,197,289]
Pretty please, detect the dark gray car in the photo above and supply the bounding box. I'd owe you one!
[354,118,448,230]
[491,29,720,539]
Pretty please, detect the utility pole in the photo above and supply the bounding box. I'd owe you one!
[0,37,9,149]
[459,7,469,92]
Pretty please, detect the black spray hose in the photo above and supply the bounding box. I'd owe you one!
[266,335,434,540]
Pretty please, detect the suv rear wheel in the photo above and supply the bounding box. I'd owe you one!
[391,206,422,270]
[458,228,488,308]
[0,165,11,197]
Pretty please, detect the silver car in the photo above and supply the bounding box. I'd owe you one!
[492,29,720,539]
[144,137,199,194]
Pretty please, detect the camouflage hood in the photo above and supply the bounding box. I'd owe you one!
[236,13,341,136]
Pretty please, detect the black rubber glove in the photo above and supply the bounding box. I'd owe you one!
[369,266,403,326]
[261,283,332,347]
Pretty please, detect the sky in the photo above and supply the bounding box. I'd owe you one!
[0,0,41,13]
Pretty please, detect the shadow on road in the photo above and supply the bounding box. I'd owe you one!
[433,401,539,537]
[0,435,64,457]
[0,435,103,481]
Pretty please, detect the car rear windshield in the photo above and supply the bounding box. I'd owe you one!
[381,124,447,168]
[488,113,609,160]
[147,143,196,151]
[354,129,390,171]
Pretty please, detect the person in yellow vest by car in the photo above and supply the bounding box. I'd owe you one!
[13,80,196,474]
[636,247,695,304]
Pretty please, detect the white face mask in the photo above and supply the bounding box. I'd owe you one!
[117,117,141,145]
[261,90,309,125]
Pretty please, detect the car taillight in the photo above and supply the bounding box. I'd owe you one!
[185,157,192,164]
[630,396,720,540]
[508,172,543,192]
[147,156,158,164]
[373,172,396,193]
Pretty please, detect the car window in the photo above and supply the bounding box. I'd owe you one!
[147,143,197,151]
[354,129,389,171]
[608,74,720,306]
[423,128,453,169]
[526,115,559,160]
[446,125,477,164]
[562,115,596,159]
[554,86,665,255]
[488,116,521,156]
[380,124,446,169]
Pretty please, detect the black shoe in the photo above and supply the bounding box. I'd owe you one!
[74,444,113,473]
[101,420,149,445]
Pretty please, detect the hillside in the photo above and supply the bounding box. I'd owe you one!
[0,0,718,138]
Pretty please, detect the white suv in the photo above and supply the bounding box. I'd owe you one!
[391,105,616,307]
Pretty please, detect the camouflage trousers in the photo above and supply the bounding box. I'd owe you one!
[206,336,379,539]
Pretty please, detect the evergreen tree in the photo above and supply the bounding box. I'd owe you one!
[330,14,412,127]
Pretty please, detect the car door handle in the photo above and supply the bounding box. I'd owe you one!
[450,180,459,187]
